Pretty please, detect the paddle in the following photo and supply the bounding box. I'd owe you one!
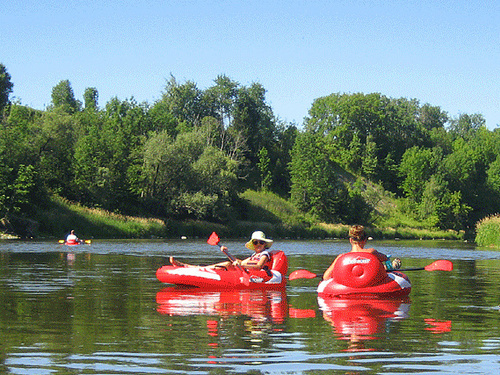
[288,259,453,281]
[207,232,250,286]
[394,259,453,272]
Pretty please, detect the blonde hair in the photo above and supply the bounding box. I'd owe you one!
[349,225,368,242]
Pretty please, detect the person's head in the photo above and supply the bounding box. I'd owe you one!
[70,230,75,235]
[349,225,368,243]
[245,231,273,251]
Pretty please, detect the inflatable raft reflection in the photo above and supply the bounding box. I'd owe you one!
[157,287,316,324]
[318,296,411,351]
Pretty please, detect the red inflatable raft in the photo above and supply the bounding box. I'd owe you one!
[64,240,82,246]
[317,252,411,298]
[156,250,288,289]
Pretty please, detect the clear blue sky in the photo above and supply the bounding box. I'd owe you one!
[2,0,499,128]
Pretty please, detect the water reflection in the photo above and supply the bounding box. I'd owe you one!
[156,287,314,324]
[318,297,411,352]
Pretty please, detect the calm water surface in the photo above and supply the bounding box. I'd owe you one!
[1,238,500,374]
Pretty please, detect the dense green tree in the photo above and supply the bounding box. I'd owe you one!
[36,108,79,196]
[270,121,298,196]
[344,132,363,173]
[305,92,432,192]
[203,74,239,130]
[443,138,483,195]
[142,128,239,221]
[399,147,441,202]
[51,80,80,113]
[418,103,448,132]
[149,99,178,136]
[73,109,108,204]
[257,147,272,191]
[448,113,485,141]
[290,133,345,222]
[161,75,205,129]
[84,87,98,110]
[232,83,277,188]
[362,135,378,179]
[0,163,11,217]
[71,97,152,212]
[487,157,500,196]
[0,104,45,221]
[0,63,14,114]
[418,174,447,226]
[470,126,500,165]
[435,190,471,231]
[1,104,42,167]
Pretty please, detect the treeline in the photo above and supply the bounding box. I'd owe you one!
[294,94,500,231]
[1,63,499,237]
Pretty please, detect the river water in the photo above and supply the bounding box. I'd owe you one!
[1,238,500,374]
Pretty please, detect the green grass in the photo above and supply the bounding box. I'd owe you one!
[475,214,500,248]
[5,189,465,241]
[35,195,168,239]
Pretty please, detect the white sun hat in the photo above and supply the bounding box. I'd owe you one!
[245,231,273,250]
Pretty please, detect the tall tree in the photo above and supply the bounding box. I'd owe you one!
[257,147,272,191]
[448,113,485,141]
[84,87,99,110]
[232,82,277,188]
[0,63,14,114]
[399,146,441,203]
[418,103,448,132]
[161,75,205,128]
[51,80,80,113]
[290,132,345,222]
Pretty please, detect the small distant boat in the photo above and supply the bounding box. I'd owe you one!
[59,239,92,246]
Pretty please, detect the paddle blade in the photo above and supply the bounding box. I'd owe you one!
[289,269,318,280]
[207,232,220,246]
[58,240,65,244]
[424,260,453,272]
[240,270,250,286]
[84,239,92,244]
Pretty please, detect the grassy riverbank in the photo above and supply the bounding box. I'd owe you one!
[475,214,500,248]
[9,191,464,242]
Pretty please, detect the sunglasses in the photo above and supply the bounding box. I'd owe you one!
[252,240,266,245]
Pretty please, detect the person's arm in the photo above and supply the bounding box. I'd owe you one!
[371,249,389,262]
[220,246,242,265]
[323,256,340,280]
[371,249,401,270]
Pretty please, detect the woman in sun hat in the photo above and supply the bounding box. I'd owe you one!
[238,230,273,268]
[170,230,273,270]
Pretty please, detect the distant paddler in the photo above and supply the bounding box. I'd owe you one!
[59,230,91,245]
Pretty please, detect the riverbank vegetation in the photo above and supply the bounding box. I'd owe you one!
[1,63,499,243]
[475,215,500,248]
[31,192,461,241]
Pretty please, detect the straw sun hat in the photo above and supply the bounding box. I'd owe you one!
[245,231,273,250]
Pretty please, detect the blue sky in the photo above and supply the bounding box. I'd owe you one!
[2,0,499,128]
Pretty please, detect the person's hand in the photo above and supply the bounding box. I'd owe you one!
[220,246,228,252]
[392,258,402,269]
[232,259,242,267]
